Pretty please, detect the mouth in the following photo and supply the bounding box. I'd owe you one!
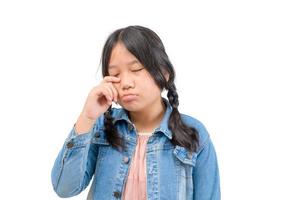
[121,94,138,102]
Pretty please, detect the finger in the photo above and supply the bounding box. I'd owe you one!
[107,83,118,102]
[103,85,113,101]
[103,76,121,83]
[101,88,113,104]
[93,86,112,102]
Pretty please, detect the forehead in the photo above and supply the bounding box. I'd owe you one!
[108,43,140,69]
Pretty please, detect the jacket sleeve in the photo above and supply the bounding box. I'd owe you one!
[193,135,221,200]
[51,117,102,198]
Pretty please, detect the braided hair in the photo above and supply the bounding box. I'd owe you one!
[103,106,125,152]
[100,25,199,153]
[167,83,199,152]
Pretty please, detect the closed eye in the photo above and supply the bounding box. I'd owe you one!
[132,68,144,72]
[111,68,143,77]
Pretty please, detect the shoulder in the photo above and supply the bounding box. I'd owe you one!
[180,113,211,150]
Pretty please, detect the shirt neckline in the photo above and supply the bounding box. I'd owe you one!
[137,132,153,136]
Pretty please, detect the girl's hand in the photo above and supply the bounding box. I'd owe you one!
[80,76,120,120]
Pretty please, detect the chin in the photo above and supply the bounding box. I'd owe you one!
[120,102,143,112]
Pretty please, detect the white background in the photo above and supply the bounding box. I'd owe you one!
[0,0,299,199]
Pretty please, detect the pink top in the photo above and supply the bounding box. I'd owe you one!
[122,133,151,200]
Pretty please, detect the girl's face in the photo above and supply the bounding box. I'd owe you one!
[108,42,162,112]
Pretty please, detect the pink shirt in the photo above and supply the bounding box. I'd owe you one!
[122,133,151,200]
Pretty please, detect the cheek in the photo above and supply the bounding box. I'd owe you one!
[137,73,152,88]
[138,75,161,93]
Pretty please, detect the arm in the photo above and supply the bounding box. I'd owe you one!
[51,118,101,198]
[51,75,119,197]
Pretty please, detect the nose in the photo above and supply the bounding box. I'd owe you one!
[120,72,135,90]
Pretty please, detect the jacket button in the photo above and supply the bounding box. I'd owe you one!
[128,124,134,131]
[123,156,130,164]
[94,131,100,138]
[66,141,74,149]
[113,191,121,198]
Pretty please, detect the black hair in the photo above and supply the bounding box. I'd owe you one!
[100,25,199,153]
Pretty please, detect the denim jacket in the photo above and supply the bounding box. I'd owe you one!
[51,98,220,200]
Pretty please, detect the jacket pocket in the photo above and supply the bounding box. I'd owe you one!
[173,145,197,178]
[173,145,197,166]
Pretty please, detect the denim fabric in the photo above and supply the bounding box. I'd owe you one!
[51,98,220,199]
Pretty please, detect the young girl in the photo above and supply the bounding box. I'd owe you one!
[51,25,220,200]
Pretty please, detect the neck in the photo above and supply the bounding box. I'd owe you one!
[129,98,166,133]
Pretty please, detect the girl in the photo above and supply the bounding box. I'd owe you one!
[51,25,220,200]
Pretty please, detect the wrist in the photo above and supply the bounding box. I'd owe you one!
[75,113,97,135]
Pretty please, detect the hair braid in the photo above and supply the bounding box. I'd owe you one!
[167,83,200,153]
[104,106,125,152]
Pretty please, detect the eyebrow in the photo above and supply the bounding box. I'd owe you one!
[108,60,139,69]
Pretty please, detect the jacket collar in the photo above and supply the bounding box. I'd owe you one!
[111,97,173,139]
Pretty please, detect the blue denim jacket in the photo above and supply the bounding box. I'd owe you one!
[51,99,220,199]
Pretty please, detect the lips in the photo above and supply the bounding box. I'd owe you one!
[121,94,138,102]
